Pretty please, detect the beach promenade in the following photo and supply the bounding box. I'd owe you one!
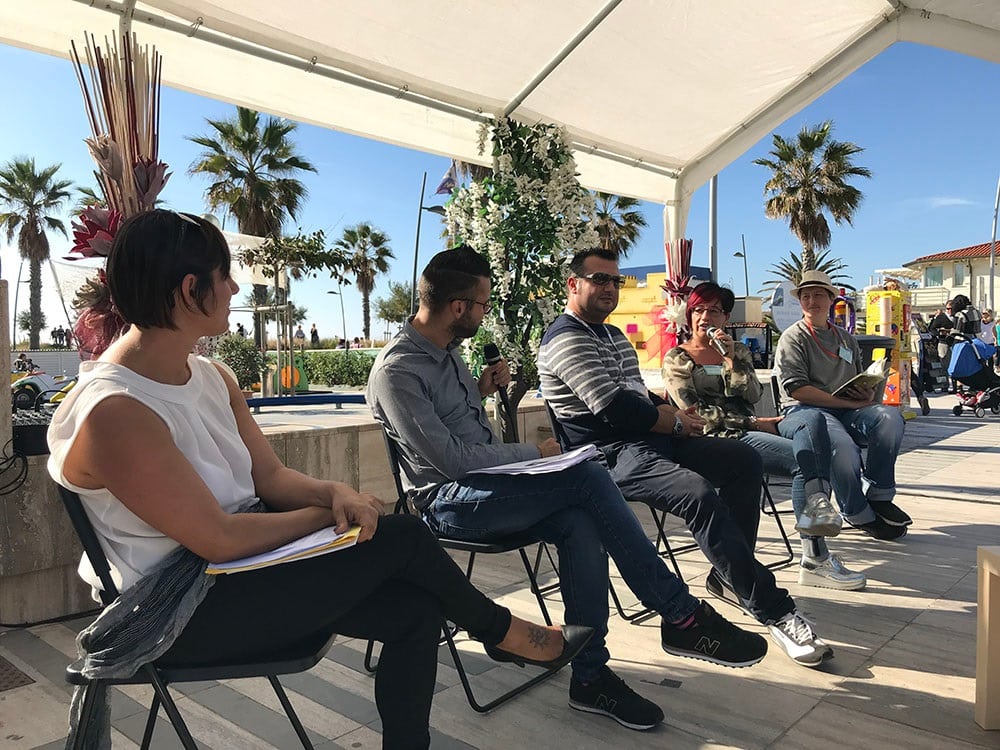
[1,389,998,749]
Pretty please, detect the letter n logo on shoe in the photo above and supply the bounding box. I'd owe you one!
[595,695,618,713]
[695,636,720,656]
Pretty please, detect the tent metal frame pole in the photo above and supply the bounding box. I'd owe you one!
[990,174,999,313]
[708,175,718,281]
[502,0,624,117]
[72,0,678,183]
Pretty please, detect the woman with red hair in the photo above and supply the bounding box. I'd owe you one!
[663,282,866,591]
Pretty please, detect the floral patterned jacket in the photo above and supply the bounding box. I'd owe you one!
[662,342,764,439]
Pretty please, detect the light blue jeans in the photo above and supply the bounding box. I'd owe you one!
[781,405,905,525]
[424,461,699,682]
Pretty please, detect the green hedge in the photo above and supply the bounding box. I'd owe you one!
[301,350,375,387]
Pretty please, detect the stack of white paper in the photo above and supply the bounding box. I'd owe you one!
[206,525,362,574]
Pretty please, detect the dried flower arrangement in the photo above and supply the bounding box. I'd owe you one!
[66,32,171,357]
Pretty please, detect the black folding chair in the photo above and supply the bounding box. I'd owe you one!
[542,403,677,621]
[56,485,334,750]
[365,426,562,713]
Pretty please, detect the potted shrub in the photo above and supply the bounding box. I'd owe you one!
[214,334,267,393]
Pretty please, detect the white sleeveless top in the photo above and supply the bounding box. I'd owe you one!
[47,355,257,594]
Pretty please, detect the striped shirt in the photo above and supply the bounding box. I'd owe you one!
[538,313,665,446]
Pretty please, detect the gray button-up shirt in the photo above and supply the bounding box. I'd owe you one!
[367,322,538,508]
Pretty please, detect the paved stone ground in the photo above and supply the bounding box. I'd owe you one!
[2,390,999,749]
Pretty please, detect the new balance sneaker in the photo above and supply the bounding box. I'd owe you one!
[798,554,867,591]
[870,500,913,527]
[660,601,768,668]
[768,611,833,667]
[846,515,907,540]
[568,666,664,731]
[795,492,843,537]
[705,569,751,617]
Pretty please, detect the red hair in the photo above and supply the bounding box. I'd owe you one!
[684,282,735,329]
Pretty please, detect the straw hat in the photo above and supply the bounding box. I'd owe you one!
[791,270,839,299]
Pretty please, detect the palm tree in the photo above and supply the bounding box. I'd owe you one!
[753,120,872,270]
[593,192,648,257]
[188,106,316,236]
[335,224,394,341]
[758,248,854,296]
[188,106,317,345]
[0,158,72,349]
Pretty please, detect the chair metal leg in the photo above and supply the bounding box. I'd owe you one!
[138,691,160,750]
[442,623,562,713]
[531,542,560,597]
[269,676,315,750]
[518,547,552,625]
[649,506,685,580]
[363,639,379,673]
[608,579,656,623]
[140,665,198,750]
[761,481,795,570]
[72,681,102,750]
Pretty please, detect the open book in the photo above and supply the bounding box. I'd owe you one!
[831,359,889,398]
[467,443,599,476]
[206,525,362,574]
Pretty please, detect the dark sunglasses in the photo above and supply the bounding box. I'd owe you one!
[575,272,627,289]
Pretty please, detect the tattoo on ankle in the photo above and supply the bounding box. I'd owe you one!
[527,623,551,649]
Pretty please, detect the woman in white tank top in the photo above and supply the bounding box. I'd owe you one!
[49,210,590,749]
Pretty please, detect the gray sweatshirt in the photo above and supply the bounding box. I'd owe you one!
[773,319,862,409]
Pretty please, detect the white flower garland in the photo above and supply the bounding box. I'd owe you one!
[446,118,598,374]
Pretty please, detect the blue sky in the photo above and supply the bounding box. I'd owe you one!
[0,40,998,341]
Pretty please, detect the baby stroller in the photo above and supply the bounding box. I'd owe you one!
[947,333,1000,417]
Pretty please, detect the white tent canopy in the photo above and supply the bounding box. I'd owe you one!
[4,0,1000,241]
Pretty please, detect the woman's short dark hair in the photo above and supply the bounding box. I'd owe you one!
[419,245,491,313]
[950,294,970,313]
[107,209,231,329]
[685,281,736,328]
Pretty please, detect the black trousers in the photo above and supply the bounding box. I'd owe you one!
[160,514,510,750]
[602,434,795,624]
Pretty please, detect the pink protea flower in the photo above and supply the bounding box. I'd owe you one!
[67,206,123,259]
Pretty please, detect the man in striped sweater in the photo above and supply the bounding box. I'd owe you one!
[539,248,832,668]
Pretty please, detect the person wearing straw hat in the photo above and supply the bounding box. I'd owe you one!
[773,270,909,542]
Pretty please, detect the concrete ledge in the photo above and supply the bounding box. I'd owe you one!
[977,545,1000,729]
[0,400,552,623]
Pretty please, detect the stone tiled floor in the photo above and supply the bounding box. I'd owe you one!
[2,391,999,748]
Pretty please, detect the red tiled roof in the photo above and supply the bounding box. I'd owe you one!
[905,241,1000,265]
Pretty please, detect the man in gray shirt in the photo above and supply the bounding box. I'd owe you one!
[368,246,766,732]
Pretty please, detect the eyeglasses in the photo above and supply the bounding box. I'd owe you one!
[690,306,726,316]
[454,298,492,314]
[575,273,627,289]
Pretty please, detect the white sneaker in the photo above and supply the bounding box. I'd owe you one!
[795,492,843,537]
[768,612,833,667]
[799,554,867,591]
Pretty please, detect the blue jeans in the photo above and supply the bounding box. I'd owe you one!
[782,405,905,525]
[425,461,699,682]
[739,431,807,522]
[603,435,794,625]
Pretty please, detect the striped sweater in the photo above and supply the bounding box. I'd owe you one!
[538,313,666,446]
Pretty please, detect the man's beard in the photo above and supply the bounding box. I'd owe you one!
[449,311,480,340]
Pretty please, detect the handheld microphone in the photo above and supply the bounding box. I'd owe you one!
[483,343,518,441]
[705,326,728,356]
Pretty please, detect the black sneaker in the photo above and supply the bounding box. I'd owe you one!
[869,500,912,527]
[660,601,768,668]
[846,515,907,540]
[568,666,664,731]
[705,569,751,616]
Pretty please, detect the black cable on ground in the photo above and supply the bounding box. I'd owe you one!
[0,607,101,630]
